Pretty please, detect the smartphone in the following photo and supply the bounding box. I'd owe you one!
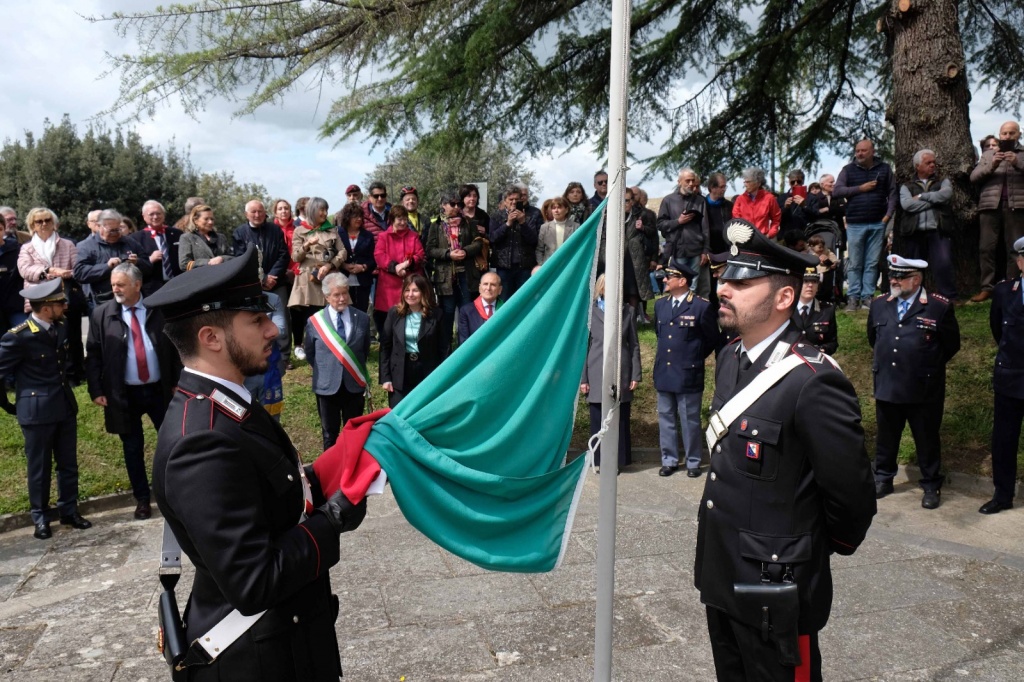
[999,139,1016,152]
[792,185,807,199]
[514,201,526,211]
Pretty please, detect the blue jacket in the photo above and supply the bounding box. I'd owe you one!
[653,292,718,394]
[834,156,897,224]
[0,317,77,425]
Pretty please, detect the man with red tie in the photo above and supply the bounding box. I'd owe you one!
[128,200,183,296]
[457,271,503,345]
[86,263,181,519]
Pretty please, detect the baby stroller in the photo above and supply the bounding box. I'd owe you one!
[804,218,844,304]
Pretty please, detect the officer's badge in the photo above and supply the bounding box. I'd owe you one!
[746,442,762,461]
[740,418,748,430]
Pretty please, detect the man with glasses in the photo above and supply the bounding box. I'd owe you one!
[590,170,609,209]
[0,207,30,244]
[658,168,711,297]
[75,209,150,311]
[399,186,425,235]
[868,255,960,509]
[0,278,91,539]
[362,181,391,240]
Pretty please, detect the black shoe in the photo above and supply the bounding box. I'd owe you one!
[875,480,894,499]
[686,468,703,478]
[659,465,678,477]
[134,499,152,520]
[33,520,51,540]
[59,512,92,530]
[978,499,1012,515]
[921,490,941,510]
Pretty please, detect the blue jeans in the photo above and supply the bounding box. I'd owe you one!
[657,391,704,469]
[440,272,471,345]
[845,222,885,299]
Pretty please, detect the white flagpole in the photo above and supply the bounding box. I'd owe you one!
[594,0,631,677]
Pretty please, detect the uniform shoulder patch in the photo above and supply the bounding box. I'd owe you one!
[931,292,950,303]
[8,321,29,334]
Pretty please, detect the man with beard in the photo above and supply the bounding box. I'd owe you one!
[0,279,90,539]
[658,168,710,297]
[147,245,366,680]
[86,263,181,520]
[868,255,960,509]
[695,219,875,681]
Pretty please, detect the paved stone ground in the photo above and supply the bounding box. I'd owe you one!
[1,458,1023,681]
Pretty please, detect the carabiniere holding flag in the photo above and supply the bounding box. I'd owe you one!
[694,218,876,681]
[147,244,366,681]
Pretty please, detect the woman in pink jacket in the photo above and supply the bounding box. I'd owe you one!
[374,205,426,334]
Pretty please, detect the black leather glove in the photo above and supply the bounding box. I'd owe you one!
[318,490,367,534]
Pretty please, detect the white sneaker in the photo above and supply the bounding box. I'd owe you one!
[294,347,306,361]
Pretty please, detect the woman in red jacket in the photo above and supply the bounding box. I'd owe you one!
[374,205,426,335]
[732,167,782,240]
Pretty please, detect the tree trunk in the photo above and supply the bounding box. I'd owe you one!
[887,0,978,296]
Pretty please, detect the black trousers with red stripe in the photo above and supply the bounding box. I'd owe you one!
[706,606,822,682]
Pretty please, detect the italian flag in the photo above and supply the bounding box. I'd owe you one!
[313,204,604,573]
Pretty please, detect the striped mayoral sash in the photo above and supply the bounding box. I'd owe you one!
[309,308,369,388]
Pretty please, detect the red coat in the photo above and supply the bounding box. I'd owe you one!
[733,189,782,239]
[276,220,301,276]
[374,228,425,311]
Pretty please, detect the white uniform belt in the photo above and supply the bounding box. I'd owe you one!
[705,354,804,452]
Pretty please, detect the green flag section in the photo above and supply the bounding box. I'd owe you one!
[363,203,605,572]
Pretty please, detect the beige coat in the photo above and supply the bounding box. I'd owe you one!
[288,225,347,307]
[970,146,1024,211]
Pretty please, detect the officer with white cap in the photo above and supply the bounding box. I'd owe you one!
[0,278,91,539]
[983,236,1024,513]
[868,254,960,509]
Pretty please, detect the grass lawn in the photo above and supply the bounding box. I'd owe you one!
[0,298,1013,514]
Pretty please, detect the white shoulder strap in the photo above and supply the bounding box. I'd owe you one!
[705,354,805,452]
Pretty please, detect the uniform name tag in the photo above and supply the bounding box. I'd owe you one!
[210,389,248,419]
[746,442,761,461]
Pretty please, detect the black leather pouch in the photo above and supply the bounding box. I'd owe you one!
[158,575,188,672]
[733,580,801,666]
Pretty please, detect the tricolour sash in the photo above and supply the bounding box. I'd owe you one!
[309,308,369,388]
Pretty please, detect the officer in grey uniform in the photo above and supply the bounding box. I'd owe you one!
[652,258,719,477]
[982,236,1024,514]
[868,254,960,509]
[0,278,91,539]
[695,219,875,681]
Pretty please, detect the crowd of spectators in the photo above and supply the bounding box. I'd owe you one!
[0,119,1021,531]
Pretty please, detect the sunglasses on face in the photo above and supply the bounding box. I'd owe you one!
[596,180,608,186]
[33,218,54,225]
[371,193,387,199]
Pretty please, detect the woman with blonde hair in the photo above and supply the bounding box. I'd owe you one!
[177,205,233,271]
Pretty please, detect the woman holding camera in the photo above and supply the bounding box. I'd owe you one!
[288,196,348,349]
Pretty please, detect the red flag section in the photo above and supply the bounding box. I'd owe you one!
[312,408,388,505]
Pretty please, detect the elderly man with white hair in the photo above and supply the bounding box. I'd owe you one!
[232,198,292,347]
[127,199,184,296]
[74,209,152,311]
[657,168,710,295]
[897,149,956,299]
[304,272,371,450]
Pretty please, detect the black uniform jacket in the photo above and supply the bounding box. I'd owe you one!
[653,292,718,394]
[867,288,960,403]
[153,371,342,681]
[85,300,182,434]
[991,277,1024,399]
[378,307,449,391]
[790,300,838,355]
[0,317,77,425]
[694,328,876,633]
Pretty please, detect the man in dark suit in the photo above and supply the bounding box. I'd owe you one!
[86,263,181,520]
[984,235,1024,514]
[304,273,371,450]
[128,200,184,296]
[695,219,875,681]
[457,271,502,345]
[868,254,960,509]
[0,279,91,539]
[791,269,838,355]
[652,260,718,477]
[233,199,291,346]
[147,245,365,680]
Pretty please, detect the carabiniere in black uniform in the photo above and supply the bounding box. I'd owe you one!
[695,219,876,681]
[148,246,363,681]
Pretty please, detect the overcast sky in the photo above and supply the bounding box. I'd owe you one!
[1,1,1015,217]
